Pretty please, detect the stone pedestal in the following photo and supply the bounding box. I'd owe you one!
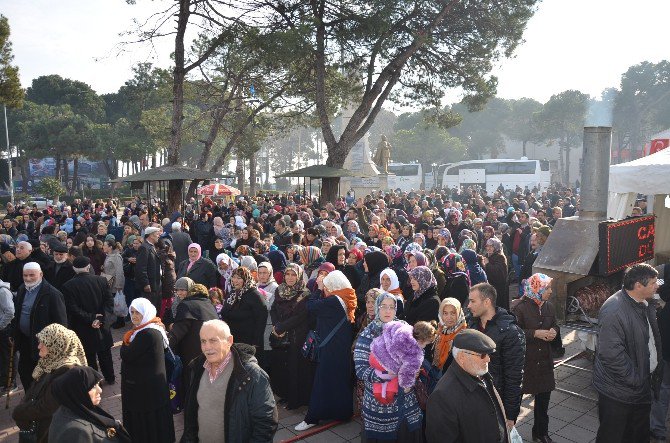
[339,134,382,198]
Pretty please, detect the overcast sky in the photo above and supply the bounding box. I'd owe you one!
[3,0,670,107]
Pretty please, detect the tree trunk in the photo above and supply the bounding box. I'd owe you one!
[72,158,79,195]
[558,144,565,186]
[522,140,527,157]
[249,152,257,196]
[565,146,571,186]
[236,156,245,194]
[62,159,70,195]
[168,180,183,214]
[54,154,61,181]
[20,156,28,194]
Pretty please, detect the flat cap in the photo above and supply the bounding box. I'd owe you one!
[144,226,160,236]
[72,256,91,269]
[453,329,496,355]
[51,243,69,253]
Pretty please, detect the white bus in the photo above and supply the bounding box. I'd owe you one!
[441,158,551,193]
[387,162,423,192]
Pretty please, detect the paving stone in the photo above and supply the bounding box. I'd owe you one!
[548,405,583,423]
[547,416,570,434]
[571,413,599,433]
[330,420,363,440]
[560,397,597,413]
[554,423,596,442]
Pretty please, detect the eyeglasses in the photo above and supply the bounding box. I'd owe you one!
[461,350,488,359]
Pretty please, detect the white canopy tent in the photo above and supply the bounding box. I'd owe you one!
[608,147,670,262]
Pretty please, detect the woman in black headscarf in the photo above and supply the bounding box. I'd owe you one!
[48,366,131,442]
[355,251,389,308]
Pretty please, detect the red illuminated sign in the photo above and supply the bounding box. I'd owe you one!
[598,215,655,275]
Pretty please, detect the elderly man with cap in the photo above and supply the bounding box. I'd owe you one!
[12,262,67,390]
[134,225,163,312]
[44,242,76,291]
[426,329,509,443]
[61,256,116,384]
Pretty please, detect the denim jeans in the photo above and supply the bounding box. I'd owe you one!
[651,360,670,439]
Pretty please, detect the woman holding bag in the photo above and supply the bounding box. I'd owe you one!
[295,270,356,431]
[103,239,126,328]
[120,298,175,443]
[270,263,314,410]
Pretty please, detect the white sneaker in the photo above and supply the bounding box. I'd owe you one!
[294,421,316,431]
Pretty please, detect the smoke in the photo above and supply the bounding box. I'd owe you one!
[585,90,615,127]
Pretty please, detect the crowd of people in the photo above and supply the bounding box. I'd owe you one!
[0,183,661,443]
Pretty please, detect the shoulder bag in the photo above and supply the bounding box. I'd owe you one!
[302,316,347,363]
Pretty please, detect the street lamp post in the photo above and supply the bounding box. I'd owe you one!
[3,105,14,204]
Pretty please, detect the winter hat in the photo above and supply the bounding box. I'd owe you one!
[175,277,195,292]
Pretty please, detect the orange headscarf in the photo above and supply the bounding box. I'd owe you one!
[432,323,466,370]
[330,288,357,323]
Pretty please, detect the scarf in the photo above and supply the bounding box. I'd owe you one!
[433,298,467,369]
[123,298,169,347]
[330,287,357,323]
[33,324,87,380]
[216,253,238,294]
[523,273,553,306]
[226,268,257,307]
[276,263,307,300]
[187,243,201,272]
[51,366,131,443]
[461,249,487,285]
[408,266,437,298]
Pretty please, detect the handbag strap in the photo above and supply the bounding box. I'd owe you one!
[318,315,347,349]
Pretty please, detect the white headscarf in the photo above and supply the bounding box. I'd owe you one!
[240,255,258,272]
[129,298,168,347]
[380,268,400,292]
[216,253,238,294]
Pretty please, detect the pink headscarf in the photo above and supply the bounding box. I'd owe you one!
[187,243,201,271]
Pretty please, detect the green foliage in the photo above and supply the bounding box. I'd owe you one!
[34,177,65,201]
[449,98,512,159]
[613,61,670,152]
[392,120,466,167]
[26,75,106,122]
[0,15,24,108]
[503,98,545,151]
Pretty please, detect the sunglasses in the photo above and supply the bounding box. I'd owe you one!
[461,350,488,359]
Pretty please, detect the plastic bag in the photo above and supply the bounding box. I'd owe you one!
[510,426,523,443]
[113,290,128,317]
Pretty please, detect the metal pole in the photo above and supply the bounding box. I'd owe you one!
[3,105,14,203]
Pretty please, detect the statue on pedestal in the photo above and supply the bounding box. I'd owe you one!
[372,135,392,174]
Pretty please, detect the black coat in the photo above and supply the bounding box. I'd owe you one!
[13,281,68,361]
[61,273,114,351]
[48,405,127,443]
[468,308,525,421]
[441,274,470,306]
[220,288,268,349]
[181,345,278,443]
[12,365,72,443]
[134,241,161,293]
[120,328,171,413]
[3,257,32,292]
[44,260,77,292]
[402,285,440,326]
[168,295,218,367]
[426,361,509,443]
[176,258,218,289]
[511,297,557,395]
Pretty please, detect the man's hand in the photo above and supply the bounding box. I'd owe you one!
[546,328,557,341]
[144,285,152,293]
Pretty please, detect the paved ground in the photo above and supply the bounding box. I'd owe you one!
[0,324,600,443]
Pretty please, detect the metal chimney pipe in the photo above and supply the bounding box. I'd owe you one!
[579,126,611,220]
